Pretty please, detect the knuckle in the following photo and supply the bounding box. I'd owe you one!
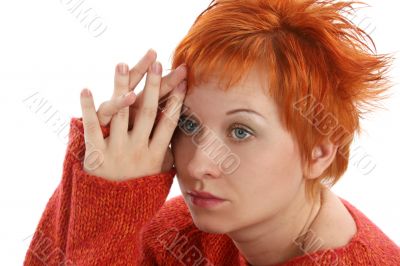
[116,106,129,117]
[166,95,181,110]
[84,121,98,132]
[162,114,179,130]
[98,101,106,111]
[96,102,111,122]
[115,78,128,90]
[81,100,91,109]
[146,77,160,88]
[141,106,157,118]
[161,79,174,93]
[97,101,108,114]
[115,80,128,91]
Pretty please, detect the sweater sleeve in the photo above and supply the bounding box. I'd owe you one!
[23,116,175,266]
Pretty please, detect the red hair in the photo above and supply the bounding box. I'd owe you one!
[170,0,392,200]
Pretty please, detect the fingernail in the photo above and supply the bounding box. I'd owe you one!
[151,61,161,75]
[148,48,156,55]
[177,81,187,92]
[178,63,187,72]
[118,63,128,75]
[81,88,91,97]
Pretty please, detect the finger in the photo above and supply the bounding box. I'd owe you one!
[128,63,187,130]
[123,49,157,131]
[97,91,137,126]
[158,63,187,110]
[128,49,157,92]
[150,80,187,152]
[135,63,187,107]
[80,88,104,148]
[159,63,187,99]
[130,61,162,142]
[110,63,130,145]
[113,63,130,97]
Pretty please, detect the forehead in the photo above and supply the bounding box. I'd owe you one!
[184,66,273,111]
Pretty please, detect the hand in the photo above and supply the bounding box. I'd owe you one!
[95,49,187,130]
[79,52,187,181]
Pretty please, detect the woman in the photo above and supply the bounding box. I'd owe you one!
[24,0,399,265]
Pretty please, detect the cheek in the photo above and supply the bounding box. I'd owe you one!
[170,134,192,170]
[265,140,303,190]
[231,138,304,210]
[171,129,184,156]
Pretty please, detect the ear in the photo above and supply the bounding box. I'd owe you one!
[305,139,338,179]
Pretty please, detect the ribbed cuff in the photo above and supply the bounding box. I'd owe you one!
[65,116,176,222]
[71,160,175,222]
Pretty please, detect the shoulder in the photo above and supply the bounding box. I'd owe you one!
[339,197,400,256]
[293,189,400,265]
[317,192,400,264]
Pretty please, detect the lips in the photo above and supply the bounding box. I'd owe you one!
[187,190,224,200]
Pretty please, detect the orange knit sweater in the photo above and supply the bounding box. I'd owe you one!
[24,117,400,266]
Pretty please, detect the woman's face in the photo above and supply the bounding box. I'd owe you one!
[171,67,305,234]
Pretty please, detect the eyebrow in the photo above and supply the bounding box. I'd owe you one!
[182,105,266,120]
[226,108,266,119]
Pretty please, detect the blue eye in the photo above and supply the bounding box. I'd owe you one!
[178,115,199,134]
[231,127,250,140]
[177,115,254,142]
[229,124,253,142]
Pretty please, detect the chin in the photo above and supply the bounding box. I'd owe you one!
[190,214,233,234]
[193,220,228,234]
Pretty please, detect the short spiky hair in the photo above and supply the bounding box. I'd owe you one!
[170,0,392,201]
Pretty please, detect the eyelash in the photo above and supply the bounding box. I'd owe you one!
[177,115,254,142]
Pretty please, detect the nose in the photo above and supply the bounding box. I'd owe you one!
[187,132,224,180]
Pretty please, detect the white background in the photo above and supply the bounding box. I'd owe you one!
[0,0,398,264]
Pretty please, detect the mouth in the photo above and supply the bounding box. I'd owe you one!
[186,190,226,208]
[186,190,224,200]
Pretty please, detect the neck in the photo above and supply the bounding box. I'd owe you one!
[228,185,323,266]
